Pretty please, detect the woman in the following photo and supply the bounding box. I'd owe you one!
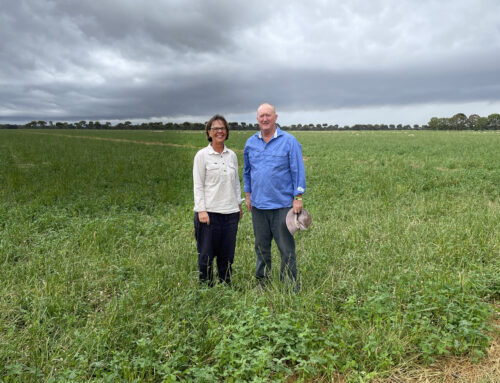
[193,114,242,285]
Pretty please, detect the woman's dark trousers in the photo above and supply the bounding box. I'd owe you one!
[194,212,239,285]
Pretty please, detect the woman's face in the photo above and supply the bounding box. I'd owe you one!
[208,120,227,145]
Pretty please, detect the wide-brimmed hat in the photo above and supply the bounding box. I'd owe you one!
[286,208,312,235]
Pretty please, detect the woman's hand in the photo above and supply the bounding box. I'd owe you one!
[198,211,210,225]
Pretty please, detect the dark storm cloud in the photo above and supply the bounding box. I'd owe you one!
[1,0,500,124]
[52,1,238,52]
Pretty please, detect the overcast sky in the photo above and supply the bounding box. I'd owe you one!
[1,0,500,126]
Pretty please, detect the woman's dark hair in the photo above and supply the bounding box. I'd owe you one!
[205,114,229,142]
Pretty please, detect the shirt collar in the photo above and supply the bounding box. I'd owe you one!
[207,143,228,154]
[258,126,280,140]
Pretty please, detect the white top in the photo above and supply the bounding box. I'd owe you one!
[193,144,241,214]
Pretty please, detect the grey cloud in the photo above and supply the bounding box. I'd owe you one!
[1,0,500,123]
[50,0,273,54]
[6,61,499,121]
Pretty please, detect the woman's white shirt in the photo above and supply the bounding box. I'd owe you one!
[193,144,241,214]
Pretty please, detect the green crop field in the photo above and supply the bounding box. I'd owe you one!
[1,129,499,382]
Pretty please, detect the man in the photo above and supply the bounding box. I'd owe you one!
[243,103,306,287]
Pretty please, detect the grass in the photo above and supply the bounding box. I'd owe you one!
[0,129,499,382]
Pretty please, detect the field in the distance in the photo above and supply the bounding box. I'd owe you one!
[1,129,499,382]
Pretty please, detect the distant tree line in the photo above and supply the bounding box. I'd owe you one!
[2,113,500,130]
[427,113,500,130]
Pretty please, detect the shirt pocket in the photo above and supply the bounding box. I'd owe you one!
[269,154,288,171]
[205,162,220,185]
[225,162,237,183]
[248,150,264,162]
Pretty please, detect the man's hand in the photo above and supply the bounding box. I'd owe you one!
[239,204,243,221]
[198,211,210,225]
[245,193,252,211]
[293,198,303,214]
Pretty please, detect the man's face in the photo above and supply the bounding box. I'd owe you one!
[257,105,277,132]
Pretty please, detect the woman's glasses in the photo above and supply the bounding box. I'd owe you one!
[210,127,227,132]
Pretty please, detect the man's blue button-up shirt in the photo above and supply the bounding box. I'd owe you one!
[243,127,306,210]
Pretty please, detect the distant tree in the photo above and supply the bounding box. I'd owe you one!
[428,117,447,130]
[429,118,439,130]
[487,113,500,129]
[450,113,467,130]
[476,116,488,130]
[148,122,161,130]
[467,114,480,129]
